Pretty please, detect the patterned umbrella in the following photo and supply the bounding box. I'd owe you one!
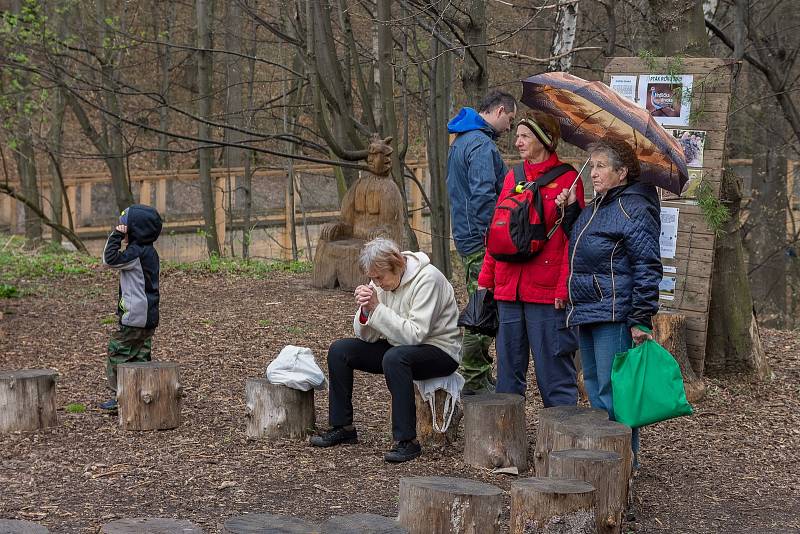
[521,72,689,195]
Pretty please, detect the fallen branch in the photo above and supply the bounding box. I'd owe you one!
[489,46,603,64]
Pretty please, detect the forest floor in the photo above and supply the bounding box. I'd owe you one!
[1,247,799,533]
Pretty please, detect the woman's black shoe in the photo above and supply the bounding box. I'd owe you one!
[309,426,358,447]
[384,440,422,463]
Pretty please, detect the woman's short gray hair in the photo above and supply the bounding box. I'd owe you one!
[359,237,404,274]
[588,138,641,181]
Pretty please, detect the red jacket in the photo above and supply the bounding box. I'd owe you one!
[478,153,586,303]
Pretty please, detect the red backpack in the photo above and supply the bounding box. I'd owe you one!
[485,163,573,263]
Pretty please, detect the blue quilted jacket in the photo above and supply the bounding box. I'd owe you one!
[565,182,662,329]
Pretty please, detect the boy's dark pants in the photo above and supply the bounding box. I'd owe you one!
[106,325,155,392]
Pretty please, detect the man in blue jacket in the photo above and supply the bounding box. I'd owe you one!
[447,89,516,394]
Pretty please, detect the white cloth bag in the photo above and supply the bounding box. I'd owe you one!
[413,371,464,433]
[266,345,327,391]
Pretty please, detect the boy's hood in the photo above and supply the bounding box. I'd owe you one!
[398,251,430,287]
[123,204,162,245]
[447,107,497,138]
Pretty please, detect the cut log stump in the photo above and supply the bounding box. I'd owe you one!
[389,388,461,447]
[463,393,527,472]
[0,369,58,433]
[509,477,596,534]
[0,519,49,533]
[245,379,315,440]
[548,449,626,534]
[101,518,203,533]
[653,311,706,402]
[398,476,503,534]
[533,406,608,475]
[551,418,633,482]
[223,513,318,533]
[320,514,407,533]
[117,362,182,431]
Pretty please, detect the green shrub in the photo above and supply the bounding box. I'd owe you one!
[163,256,312,278]
[0,234,96,281]
[0,284,20,298]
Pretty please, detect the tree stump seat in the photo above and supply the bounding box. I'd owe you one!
[0,519,50,533]
[0,369,58,433]
[223,513,318,533]
[388,388,461,447]
[533,406,608,475]
[118,362,182,431]
[245,379,315,440]
[320,513,408,533]
[510,477,596,534]
[101,518,203,533]
[462,393,527,472]
[398,476,503,534]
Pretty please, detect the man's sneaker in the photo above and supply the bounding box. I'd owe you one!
[99,398,118,411]
[384,440,422,463]
[309,426,358,447]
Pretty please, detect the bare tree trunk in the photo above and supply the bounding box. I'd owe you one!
[47,85,66,244]
[549,0,580,72]
[460,0,488,107]
[602,0,617,56]
[648,0,710,56]
[155,0,175,171]
[196,0,220,256]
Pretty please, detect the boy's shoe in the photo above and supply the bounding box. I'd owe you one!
[384,440,422,463]
[309,426,358,447]
[99,398,118,411]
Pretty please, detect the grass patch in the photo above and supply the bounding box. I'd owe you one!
[0,234,96,282]
[286,325,305,335]
[100,315,117,325]
[65,403,86,414]
[163,255,312,278]
[0,284,20,298]
[258,319,271,327]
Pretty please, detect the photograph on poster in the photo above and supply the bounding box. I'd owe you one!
[670,129,706,167]
[659,266,677,301]
[638,74,693,126]
[682,169,704,198]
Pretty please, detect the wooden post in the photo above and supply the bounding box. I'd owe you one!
[0,369,58,433]
[411,167,424,232]
[214,176,226,254]
[398,476,503,534]
[156,178,167,214]
[117,362,183,431]
[101,518,203,533]
[245,378,315,440]
[65,185,77,228]
[548,449,626,534]
[321,514,408,534]
[463,393,528,472]
[40,185,51,220]
[80,182,92,227]
[0,519,49,533]
[533,406,608,475]
[509,477,596,534]
[139,179,152,205]
[223,513,317,533]
[653,311,706,401]
[551,418,634,482]
[0,193,12,228]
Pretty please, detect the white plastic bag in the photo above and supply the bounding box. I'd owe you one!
[266,345,327,391]
[413,372,464,433]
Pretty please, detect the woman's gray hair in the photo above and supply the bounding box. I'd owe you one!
[588,139,641,181]
[359,237,405,274]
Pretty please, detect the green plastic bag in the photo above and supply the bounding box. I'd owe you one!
[611,327,693,428]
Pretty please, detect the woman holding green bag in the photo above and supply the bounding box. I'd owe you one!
[556,138,662,467]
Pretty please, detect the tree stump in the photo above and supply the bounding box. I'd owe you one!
[223,513,318,533]
[548,449,626,534]
[117,362,182,431]
[509,477,596,534]
[533,406,608,475]
[463,393,527,472]
[398,476,503,534]
[245,379,315,440]
[0,519,49,533]
[389,388,461,447]
[551,418,633,482]
[101,518,203,533]
[0,369,58,433]
[320,514,407,533]
[653,312,706,402]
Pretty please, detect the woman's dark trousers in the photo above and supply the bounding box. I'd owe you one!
[327,338,458,442]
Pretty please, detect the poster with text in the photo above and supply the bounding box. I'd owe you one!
[610,75,638,103]
[660,207,679,258]
[638,74,693,126]
[670,129,706,167]
[659,266,677,301]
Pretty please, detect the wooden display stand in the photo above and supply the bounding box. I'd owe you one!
[462,393,527,472]
[653,311,706,402]
[223,513,317,533]
[0,519,49,533]
[101,518,203,533]
[321,514,408,534]
[0,369,58,433]
[312,136,406,290]
[509,477,596,534]
[398,476,503,534]
[533,406,608,475]
[117,362,182,431]
[548,449,626,534]
[245,378,315,440]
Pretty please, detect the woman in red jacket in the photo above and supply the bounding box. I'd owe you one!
[478,111,585,406]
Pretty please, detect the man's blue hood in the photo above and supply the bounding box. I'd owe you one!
[447,107,497,139]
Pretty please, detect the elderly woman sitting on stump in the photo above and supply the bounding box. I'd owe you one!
[311,237,462,463]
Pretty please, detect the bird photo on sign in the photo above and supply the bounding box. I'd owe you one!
[637,74,694,126]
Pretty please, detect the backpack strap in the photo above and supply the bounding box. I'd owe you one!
[522,163,575,190]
